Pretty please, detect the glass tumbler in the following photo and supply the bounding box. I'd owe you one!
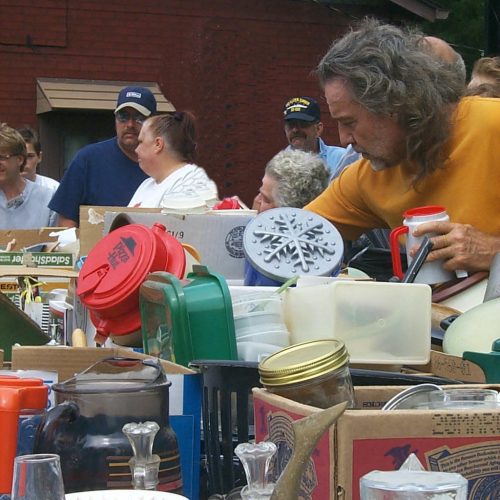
[11,454,65,500]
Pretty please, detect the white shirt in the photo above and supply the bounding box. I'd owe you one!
[128,163,218,208]
[35,174,60,194]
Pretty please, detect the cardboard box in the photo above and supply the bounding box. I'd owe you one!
[0,228,64,251]
[408,350,487,383]
[104,210,254,279]
[11,346,202,500]
[11,345,193,381]
[254,385,500,499]
[0,266,79,355]
[79,205,254,280]
[79,205,161,256]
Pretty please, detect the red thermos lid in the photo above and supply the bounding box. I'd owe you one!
[78,223,184,309]
[77,223,185,337]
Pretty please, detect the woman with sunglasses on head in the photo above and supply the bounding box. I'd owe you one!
[128,111,218,209]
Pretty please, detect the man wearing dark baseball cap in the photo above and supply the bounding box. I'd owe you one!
[283,96,349,180]
[49,86,157,226]
[115,86,157,117]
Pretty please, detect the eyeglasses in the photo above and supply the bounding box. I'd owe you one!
[284,120,318,130]
[0,154,13,162]
[115,110,147,124]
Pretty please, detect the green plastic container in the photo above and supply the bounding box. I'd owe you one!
[139,265,237,367]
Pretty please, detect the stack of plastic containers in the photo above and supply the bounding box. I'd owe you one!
[231,290,290,362]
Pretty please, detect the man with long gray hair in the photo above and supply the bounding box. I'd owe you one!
[306,19,500,274]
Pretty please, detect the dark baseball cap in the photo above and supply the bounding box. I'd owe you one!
[115,86,157,117]
[283,97,320,122]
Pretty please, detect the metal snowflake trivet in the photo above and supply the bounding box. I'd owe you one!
[243,208,343,282]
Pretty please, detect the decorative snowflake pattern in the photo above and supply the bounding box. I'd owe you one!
[244,208,343,280]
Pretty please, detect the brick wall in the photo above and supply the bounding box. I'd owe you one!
[0,0,358,204]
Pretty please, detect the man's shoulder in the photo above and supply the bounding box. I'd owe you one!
[457,96,500,119]
[36,174,59,191]
[77,137,118,156]
[26,180,55,204]
[318,138,345,155]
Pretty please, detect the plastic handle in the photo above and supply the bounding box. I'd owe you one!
[78,263,110,297]
[33,401,80,455]
[0,389,22,494]
[390,225,408,279]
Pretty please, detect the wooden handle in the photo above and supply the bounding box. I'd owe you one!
[72,328,88,347]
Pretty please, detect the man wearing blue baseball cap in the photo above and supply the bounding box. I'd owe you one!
[283,96,351,180]
[49,86,157,226]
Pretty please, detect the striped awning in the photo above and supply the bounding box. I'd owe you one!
[36,78,175,114]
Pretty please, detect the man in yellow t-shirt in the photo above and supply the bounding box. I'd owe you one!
[305,20,500,274]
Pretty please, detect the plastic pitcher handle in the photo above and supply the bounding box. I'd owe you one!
[390,225,408,279]
[77,263,110,297]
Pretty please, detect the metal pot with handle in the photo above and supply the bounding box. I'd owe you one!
[33,358,182,494]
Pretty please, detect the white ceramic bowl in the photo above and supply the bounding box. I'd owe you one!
[66,491,188,500]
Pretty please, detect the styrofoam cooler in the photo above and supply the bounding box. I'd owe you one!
[283,280,431,365]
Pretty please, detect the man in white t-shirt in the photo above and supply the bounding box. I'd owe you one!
[18,126,59,193]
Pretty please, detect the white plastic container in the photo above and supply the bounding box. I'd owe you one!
[360,470,468,499]
[237,341,283,362]
[283,280,431,365]
[231,289,289,340]
[237,329,289,347]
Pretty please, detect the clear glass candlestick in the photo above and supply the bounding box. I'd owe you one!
[234,441,277,500]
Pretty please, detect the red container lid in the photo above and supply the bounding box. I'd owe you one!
[77,223,186,339]
[77,223,185,312]
[403,205,446,218]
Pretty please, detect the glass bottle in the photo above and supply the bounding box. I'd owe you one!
[122,421,161,490]
[234,441,277,500]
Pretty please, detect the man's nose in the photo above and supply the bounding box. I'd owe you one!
[337,124,354,147]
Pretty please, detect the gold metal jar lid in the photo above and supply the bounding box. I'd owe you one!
[258,339,349,387]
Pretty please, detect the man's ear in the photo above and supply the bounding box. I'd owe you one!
[316,121,324,136]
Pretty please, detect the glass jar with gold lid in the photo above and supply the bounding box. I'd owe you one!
[258,339,355,409]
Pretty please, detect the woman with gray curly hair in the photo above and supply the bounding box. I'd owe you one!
[254,149,329,213]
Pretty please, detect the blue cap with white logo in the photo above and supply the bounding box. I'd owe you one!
[115,86,157,117]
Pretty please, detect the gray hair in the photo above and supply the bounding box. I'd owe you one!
[265,149,329,208]
[316,19,464,183]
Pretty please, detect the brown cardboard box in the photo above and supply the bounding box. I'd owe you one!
[0,228,68,251]
[408,350,487,383]
[79,205,254,279]
[103,210,254,280]
[79,205,161,256]
[11,345,194,381]
[254,385,500,499]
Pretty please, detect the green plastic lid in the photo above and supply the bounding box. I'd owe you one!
[140,265,237,367]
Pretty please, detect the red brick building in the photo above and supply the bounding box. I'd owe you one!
[0,0,446,206]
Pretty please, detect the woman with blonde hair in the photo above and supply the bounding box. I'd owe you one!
[128,111,218,208]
